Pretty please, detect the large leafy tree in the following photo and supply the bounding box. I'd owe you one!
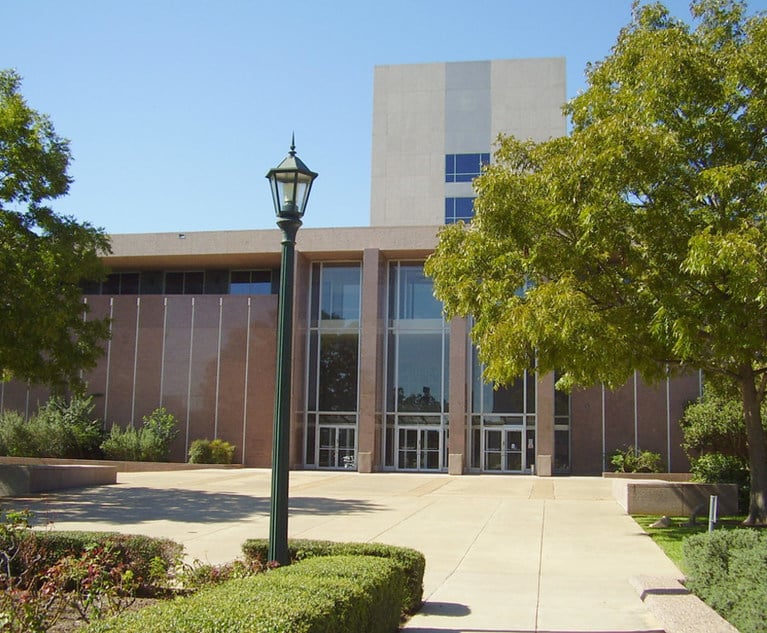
[0,69,110,392]
[426,0,767,524]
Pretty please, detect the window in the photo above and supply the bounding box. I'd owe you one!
[305,263,362,469]
[384,262,449,471]
[445,197,476,224]
[164,271,204,294]
[445,153,490,183]
[230,270,272,295]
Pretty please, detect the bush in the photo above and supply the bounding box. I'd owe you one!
[101,407,178,462]
[0,528,184,588]
[188,438,236,464]
[609,445,663,473]
[0,395,104,459]
[690,453,750,512]
[684,529,767,633]
[241,538,425,614]
[82,555,405,633]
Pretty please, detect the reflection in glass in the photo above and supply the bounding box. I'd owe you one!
[318,333,359,412]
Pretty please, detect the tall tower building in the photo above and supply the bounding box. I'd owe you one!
[370,59,567,226]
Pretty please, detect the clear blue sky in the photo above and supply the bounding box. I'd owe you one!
[3,0,766,235]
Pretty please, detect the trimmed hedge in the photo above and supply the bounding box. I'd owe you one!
[14,531,183,584]
[241,538,425,614]
[684,529,767,633]
[83,555,405,633]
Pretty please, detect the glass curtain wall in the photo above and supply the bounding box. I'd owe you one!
[470,348,537,473]
[305,263,361,469]
[384,262,449,471]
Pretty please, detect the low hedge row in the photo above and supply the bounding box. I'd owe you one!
[8,530,184,585]
[83,555,405,633]
[684,529,767,633]
[241,538,425,614]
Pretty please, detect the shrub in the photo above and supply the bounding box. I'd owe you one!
[684,529,767,633]
[81,555,405,633]
[101,407,178,462]
[609,445,663,473]
[188,438,236,464]
[0,395,104,459]
[241,538,425,614]
[690,453,750,512]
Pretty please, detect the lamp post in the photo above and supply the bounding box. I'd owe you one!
[265,137,318,565]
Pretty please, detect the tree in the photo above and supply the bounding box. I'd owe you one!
[0,69,110,392]
[425,0,767,524]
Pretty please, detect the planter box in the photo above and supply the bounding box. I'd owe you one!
[611,477,738,516]
[0,464,117,497]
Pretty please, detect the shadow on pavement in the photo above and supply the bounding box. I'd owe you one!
[8,486,383,525]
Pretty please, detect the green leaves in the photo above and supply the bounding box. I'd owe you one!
[0,70,110,391]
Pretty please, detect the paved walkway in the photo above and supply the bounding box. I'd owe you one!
[13,470,682,632]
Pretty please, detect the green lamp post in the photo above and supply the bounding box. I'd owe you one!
[265,137,318,565]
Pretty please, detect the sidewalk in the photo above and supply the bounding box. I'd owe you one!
[14,470,681,632]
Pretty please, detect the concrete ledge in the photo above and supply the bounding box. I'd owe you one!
[0,456,244,473]
[612,478,738,515]
[630,575,738,633]
[604,471,693,482]
[0,464,117,497]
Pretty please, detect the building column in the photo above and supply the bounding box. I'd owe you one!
[358,248,384,472]
[289,252,310,468]
[536,371,555,476]
[448,317,468,474]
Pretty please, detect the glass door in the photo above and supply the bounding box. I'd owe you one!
[483,427,524,472]
[318,426,357,469]
[397,427,442,471]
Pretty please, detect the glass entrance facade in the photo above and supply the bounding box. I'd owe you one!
[304,263,361,469]
[383,262,449,471]
[469,348,537,473]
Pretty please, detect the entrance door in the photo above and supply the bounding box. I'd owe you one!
[397,427,442,471]
[483,428,524,472]
[318,426,356,469]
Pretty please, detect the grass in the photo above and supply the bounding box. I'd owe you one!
[632,514,747,574]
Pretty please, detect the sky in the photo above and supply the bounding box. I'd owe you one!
[3,0,767,235]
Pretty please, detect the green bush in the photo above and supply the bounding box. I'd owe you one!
[690,452,750,512]
[609,445,663,473]
[101,407,178,462]
[0,395,103,459]
[684,529,767,633]
[0,528,184,587]
[241,538,425,614]
[82,555,405,633]
[188,438,236,464]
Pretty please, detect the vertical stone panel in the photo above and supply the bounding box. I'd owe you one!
[105,296,139,427]
[188,298,220,453]
[448,317,468,474]
[636,377,668,463]
[161,297,193,462]
[669,371,701,472]
[132,297,164,421]
[243,294,278,467]
[604,379,636,461]
[82,296,111,423]
[216,296,249,463]
[536,372,555,476]
[359,249,382,472]
[570,386,603,475]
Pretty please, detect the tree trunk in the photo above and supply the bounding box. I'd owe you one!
[740,366,767,526]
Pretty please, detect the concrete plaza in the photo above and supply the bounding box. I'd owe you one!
[14,470,685,632]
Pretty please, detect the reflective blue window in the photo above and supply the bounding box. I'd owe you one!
[445,153,490,183]
[445,197,476,224]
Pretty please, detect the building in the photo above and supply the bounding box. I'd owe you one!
[0,59,701,475]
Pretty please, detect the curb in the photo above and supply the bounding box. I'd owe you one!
[630,575,739,633]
